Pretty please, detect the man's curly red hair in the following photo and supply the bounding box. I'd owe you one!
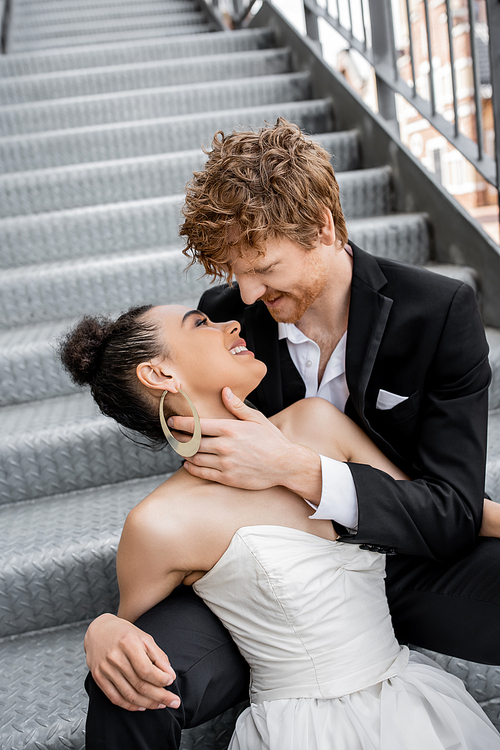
[180,118,348,280]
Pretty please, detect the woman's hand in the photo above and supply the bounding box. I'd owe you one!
[84,613,180,711]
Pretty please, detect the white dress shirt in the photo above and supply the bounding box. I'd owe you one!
[278,323,358,530]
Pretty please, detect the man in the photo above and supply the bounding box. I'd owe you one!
[85,119,498,748]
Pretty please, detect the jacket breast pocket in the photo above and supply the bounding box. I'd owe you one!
[376,389,420,423]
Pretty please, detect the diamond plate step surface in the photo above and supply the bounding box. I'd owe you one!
[0,621,247,750]
[0,319,89,406]
[0,28,274,77]
[0,212,429,331]
[486,408,500,502]
[0,164,392,269]
[0,131,360,217]
[9,0,197,29]
[0,243,208,328]
[0,474,171,637]
[411,647,500,729]
[0,99,333,173]
[0,392,181,505]
[0,71,309,137]
[0,260,495,410]
[487,327,500,411]
[0,194,186,269]
[347,213,431,265]
[0,48,292,108]
[8,11,207,45]
[7,23,212,54]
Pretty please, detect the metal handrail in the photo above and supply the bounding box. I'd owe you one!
[208,0,499,194]
[301,0,499,190]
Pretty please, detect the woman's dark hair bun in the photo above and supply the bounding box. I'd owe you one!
[59,316,112,387]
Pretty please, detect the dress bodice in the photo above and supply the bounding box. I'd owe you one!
[193,526,408,704]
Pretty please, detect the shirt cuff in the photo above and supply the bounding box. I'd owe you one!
[305,455,359,530]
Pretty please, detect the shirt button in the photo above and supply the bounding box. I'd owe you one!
[306,360,313,367]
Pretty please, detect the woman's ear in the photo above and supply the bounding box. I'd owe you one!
[136,362,180,393]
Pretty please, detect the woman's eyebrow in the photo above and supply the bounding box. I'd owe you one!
[181,309,206,326]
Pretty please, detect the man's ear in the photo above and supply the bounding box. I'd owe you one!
[136,362,180,394]
[318,208,337,248]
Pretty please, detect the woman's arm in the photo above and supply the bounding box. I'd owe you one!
[84,497,190,712]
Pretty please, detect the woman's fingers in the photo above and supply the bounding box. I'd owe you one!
[98,645,180,710]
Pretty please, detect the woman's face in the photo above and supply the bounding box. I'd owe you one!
[145,305,267,400]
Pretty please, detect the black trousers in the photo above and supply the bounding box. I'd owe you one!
[85,537,500,749]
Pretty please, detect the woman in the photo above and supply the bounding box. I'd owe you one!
[60,303,500,749]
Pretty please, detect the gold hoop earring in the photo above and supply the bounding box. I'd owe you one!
[159,389,201,457]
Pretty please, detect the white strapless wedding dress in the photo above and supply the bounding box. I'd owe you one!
[193,525,500,749]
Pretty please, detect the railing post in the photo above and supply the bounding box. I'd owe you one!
[485,0,500,214]
[366,0,399,133]
[303,0,321,45]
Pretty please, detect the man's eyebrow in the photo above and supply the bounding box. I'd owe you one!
[181,309,206,326]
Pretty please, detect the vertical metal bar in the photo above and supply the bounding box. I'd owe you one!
[367,0,399,129]
[346,0,353,33]
[444,0,459,137]
[485,0,500,207]
[422,0,436,115]
[304,0,321,42]
[359,0,367,48]
[404,0,416,96]
[467,0,484,160]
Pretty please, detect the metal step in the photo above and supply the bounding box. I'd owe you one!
[0,391,181,505]
[0,473,169,636]
[10,0,197,29]
[8,10,207,44]
[13,0,191,10]
[486,327,500,411]
[0,28,274,77]
[0,194,187,269]
[0,48,292,108]
[0,98,334,173]
[0,318,87,406]
[0,68,307,136]
[0,620,245,750]
[486,408,500,502]
[0,210,428,322]
[0,253,492,411]
[347,213,431,266]
[340,166,392,219]
[0,183,410,279]
[0,138,363,218]
[7,22,212,54]
[0,243,207,329]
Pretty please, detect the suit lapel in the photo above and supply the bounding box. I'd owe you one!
[346,244,393,428]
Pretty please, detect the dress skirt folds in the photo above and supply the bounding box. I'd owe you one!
[193,526,500,750]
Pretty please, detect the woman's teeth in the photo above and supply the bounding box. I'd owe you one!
[230,346,248,355]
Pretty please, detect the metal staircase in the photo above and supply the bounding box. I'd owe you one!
[1,1,500,748]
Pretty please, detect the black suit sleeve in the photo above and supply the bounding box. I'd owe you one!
[347,282,491,561]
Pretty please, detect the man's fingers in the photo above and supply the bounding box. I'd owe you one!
[168,416,225,437]
[221,387,266,424]
[182,461,226,484]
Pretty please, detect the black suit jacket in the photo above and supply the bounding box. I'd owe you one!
[198,243,491,561]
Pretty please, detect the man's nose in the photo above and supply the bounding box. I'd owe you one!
[236,275,266,306]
